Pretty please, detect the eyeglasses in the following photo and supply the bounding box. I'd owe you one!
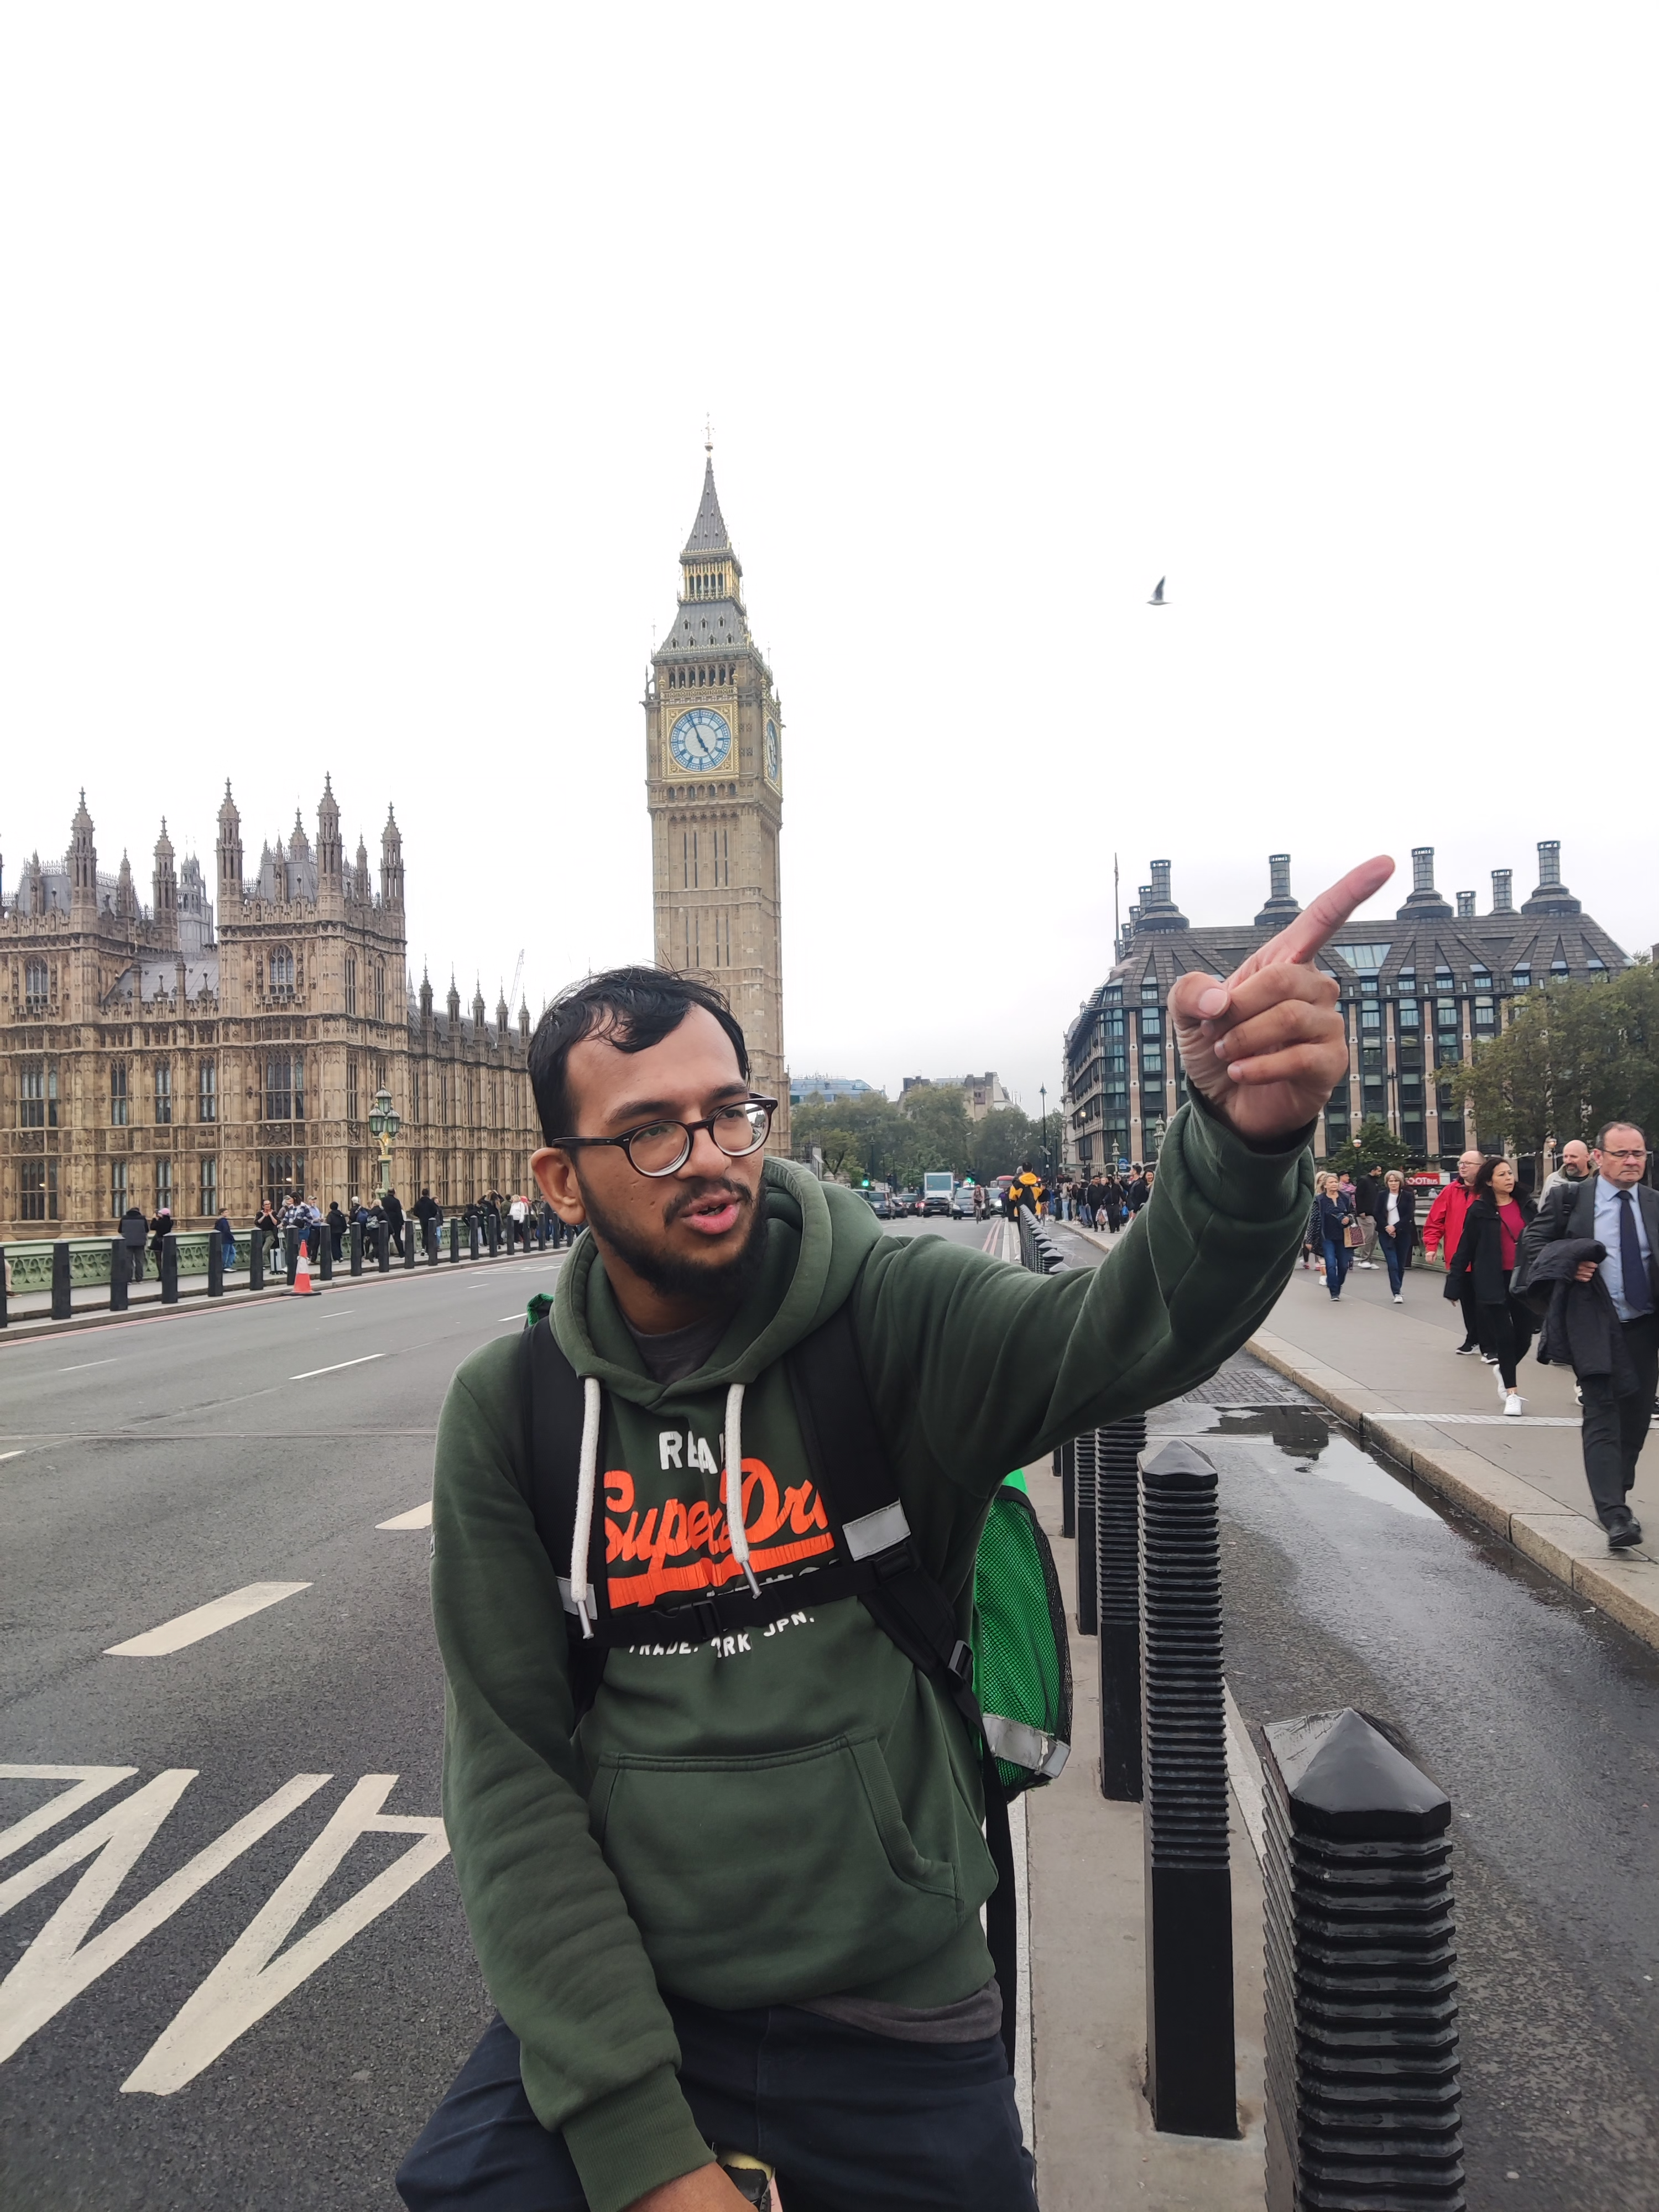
[554,1097,778,1178]
[1600,1146,1649,1162]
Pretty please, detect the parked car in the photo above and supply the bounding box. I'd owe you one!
[896,1189,922,1217]
[951,1183,977,1219]
[868,1190,900,1219]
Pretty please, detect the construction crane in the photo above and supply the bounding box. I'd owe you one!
[507,949,524,1014]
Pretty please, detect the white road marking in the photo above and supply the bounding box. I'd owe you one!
[496,1313,525,1322]
[290,1354,383,1381]
[377,1501,432,1530]
[0,1770,330,2065]
[106,1583,311,1657]
[0,1767,138,1863]
[0,1451,24,1464]
[59,1358,121,1373]
[123,1774,448,2094]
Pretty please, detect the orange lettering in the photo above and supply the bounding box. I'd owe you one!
[739,1459,782,1543]
[685,1499,713,1551]
[650,1497,689,1573]
[605,1469,635,1515]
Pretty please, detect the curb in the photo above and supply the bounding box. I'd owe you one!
[1246,1329,1659,1653]
[0,1244,564,1348]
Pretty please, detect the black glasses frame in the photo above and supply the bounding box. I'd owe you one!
[552,1097,779,1179]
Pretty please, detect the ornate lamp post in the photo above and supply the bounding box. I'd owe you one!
[368,1088,401,1196]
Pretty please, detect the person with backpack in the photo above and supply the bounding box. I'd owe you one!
[397,855,1386,2212]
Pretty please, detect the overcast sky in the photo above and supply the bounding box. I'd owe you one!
[3,7,1653,1112]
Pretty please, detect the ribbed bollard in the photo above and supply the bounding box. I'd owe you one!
[1261,1710,1463,2211]
[1140,1439,1235,2137]
[207,1236,224,1299]
[0,1246,7,1327]
[404,1225,417,1269]
[1096,1413,1146,1801]
[249,1234,264,1292]
[51,1241,72,1321]
[1074,1427,1098,1635]
[160,1234,180,1306]
[1060,1436,1076,1540]
[318,1234,333,1282]
[469,1218,481,1259]
[378,1223,392,1273]
[350,1223,364,1276]
[427,1221,440,1265]
[449,1219,461,1264]
[109,1239,128,1313]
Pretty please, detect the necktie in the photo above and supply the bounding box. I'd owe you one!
[1617,1189,1652,1317]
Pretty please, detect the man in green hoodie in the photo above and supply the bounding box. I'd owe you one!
[398,857,1392,2212]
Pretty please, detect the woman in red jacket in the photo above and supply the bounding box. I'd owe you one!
[1422,1149,1484,1352]
[1446,1157,1537,1415]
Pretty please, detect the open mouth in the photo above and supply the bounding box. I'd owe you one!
[679,1192,745,1238]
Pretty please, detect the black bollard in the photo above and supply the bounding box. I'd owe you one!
[426,1220,440,1265]
[0,1245,7,1328]
[349,1222,364,1277]
[250,1233,264,1293]
[377,1223,391,1273]
[469,1219,481,1260]
[207,1235,224,1299]
[1261,1710,1463,2212]
[318,1234,333,1282]
[449,1219,461,1264]
[51,1240,72,1320]
[109,1239,129,1313]
[1060,1436,1076,1540]
[1074,1427,1098,1636]
[283,1227,298,1286]
[1140,1439,1235,2138]
[1097,1413,1146,1801]
[160,1233,180,1306]
[404,1225,416,1270]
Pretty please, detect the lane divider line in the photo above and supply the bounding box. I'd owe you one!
[106,1582,312,1657]
[378,1502,433,1530]
[59,1358,122,1373]
[290,1354,384,1381]
[0,1450,25,1464]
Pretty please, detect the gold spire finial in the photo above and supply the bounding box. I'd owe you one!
[705,415,714,455]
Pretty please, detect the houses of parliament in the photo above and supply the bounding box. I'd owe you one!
[0,454,787,1237]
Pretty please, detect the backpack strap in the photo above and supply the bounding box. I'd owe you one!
[787,1302,1018,2069]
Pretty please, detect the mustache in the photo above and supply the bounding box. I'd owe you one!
[662,1178,753,1227]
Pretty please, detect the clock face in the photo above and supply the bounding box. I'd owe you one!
[668,707,732,773]
[765,718,781,783]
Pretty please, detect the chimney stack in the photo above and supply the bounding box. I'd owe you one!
[1456,891,1475,920]
[1397,845,1453,921]
[1491,869,1512,914]
[1255,852,1301,928]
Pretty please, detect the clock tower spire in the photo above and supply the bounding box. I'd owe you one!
[646,451,788,1150]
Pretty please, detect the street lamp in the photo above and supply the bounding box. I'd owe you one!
[367,1087,401,1195]
[1039,1083,1048,1174]
[1147,1114,1166,1163]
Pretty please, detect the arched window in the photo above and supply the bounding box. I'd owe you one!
[344,954,357,1016]
[269,947,295,995]
[24,958,48,1012]
[374,964,386,1022]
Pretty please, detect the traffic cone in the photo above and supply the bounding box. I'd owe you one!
[289,1238,321,1297]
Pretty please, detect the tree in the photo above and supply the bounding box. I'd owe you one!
[1455,963,1659,1158]
[1327,1119,1413,1175]
[967,1105,1039,1183]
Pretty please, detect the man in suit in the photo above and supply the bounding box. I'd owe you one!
[1520,1120,1658,1548]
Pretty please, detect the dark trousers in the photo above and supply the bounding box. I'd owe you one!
[397,2002,1034,2212]
[1477,1297,1534,1390]
[1322,1237,1350,1296]
[1379,1229,1406,1294]
[1579,1312,1659,1527]
[1457,1284,1480,1347]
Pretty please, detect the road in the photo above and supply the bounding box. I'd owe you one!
[3,1213,1656,2211]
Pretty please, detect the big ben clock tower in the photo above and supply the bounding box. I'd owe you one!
[647,447,789,1150]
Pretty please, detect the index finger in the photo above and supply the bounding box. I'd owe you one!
[1226,854,1396,987]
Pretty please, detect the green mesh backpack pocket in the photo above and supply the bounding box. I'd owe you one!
[972,1473,1072,1795]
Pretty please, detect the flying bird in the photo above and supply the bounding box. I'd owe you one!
[1148,577,1167,606]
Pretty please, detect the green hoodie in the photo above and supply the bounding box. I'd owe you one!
[430,1094,1311,2212]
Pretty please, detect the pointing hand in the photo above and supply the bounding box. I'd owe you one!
[1167,855,1396,1145]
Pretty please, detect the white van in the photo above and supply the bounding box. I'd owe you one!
[921,1171,954,1218]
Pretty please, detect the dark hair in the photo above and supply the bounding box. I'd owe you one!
[528,966,749,1145]
[1596,1120,1647,1150]
[1472,1156,1512,1198]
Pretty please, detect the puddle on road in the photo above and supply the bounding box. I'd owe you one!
[1156,1400,1441,1522]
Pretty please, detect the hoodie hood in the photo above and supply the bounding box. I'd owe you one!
[550,1156,883,1408]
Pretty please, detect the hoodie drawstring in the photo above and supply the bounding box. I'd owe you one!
[724,1381,760,1597]
[570,1376,603,1637]
[569,1375,759,1630]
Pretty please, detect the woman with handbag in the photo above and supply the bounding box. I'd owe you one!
[1446,1156,1537,1416]
[1317,1174,1359,1300]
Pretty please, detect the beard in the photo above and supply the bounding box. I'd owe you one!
[575,1170,771,1310]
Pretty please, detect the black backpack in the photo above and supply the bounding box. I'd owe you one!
[515,1302,1059,2066]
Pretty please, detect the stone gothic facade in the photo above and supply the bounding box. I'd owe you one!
[0,783,539,1237]
[646,453,790,1150]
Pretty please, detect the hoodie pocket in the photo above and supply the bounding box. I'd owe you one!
[587,1730,967,2008]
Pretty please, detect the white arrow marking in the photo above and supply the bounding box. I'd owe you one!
[0,1766,138,1863]
[377,1502,432,1529]
[0,1771,330,2064]
[123,1775,448,2094]
[106,1582,311,1656]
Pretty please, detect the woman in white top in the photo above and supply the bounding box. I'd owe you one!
[1373,1169,1417,1302]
